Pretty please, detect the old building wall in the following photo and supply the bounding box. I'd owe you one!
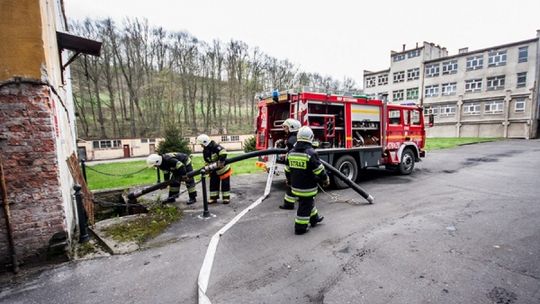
[0,0,79,270]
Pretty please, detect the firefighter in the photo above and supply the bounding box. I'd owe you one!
[277,118,301,210]
[196,134,232,204]
[146,152,197,204]
[285,126,329,235]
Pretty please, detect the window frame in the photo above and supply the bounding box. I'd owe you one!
[406,87,419,100]
[516,72,527,88]
[514,98,525,113]
[488,50,507,67]
[442,60,458,75]
[392,89,404,101]
[378,74,388,85]
[484,100,504,114]
[393,71,405,83]
[366,76,376,88]
[463,103,481,115]
[466,55,483,71]
[425,63,440,77]
[518,46,528,63]
[439,104,456,117]
[441,82,457,96]
[425,84,439,97]
[465,78,483,93]
[407,68,420,81]
[487,75,505,91]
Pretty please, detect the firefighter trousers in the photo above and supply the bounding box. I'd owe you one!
[209,171,230,202]
[282,186,297,209]
[169,164,197,200]
[295,196,321,233]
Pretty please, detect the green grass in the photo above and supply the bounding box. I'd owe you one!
[425,137,499,151]
[86,153,265,190]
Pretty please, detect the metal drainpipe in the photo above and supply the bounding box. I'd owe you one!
[0,153,19,273]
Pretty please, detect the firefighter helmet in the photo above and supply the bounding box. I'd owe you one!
[196,134,211,147]
[146,154,162,167]
[296,126,314,144]
[282,118,301,133]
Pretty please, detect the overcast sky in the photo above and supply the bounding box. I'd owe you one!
[65,0,540,87]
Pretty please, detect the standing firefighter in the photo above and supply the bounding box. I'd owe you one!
[196,134,232,204]
[285,126,328,235]
[146,152,197,204]
[277,118,301,210]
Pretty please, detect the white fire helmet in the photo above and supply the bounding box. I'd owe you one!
[196,134,211,147]
[282,118,301,133]
[296,126,314,144]
[146,154,162,167]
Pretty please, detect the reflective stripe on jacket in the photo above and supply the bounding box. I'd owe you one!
[284,142,328,197]
[203,141,231,176]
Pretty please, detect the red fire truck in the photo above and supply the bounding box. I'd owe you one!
[255,89,427,188]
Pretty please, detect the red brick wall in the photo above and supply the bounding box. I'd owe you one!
[0,82,67,270]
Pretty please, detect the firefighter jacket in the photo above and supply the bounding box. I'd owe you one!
[158,152,191,176]
[285,141,328,197]
[203,141,231,176]
[286,132,297,151]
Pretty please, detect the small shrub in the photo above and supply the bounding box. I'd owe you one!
[243,136,256,153]
[157,125,191,154]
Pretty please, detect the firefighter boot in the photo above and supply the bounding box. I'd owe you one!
[295,224,309,235]
[164,196,177,204]
[310,215,324,227]
[279,202,295,210]
[187,193,197,205]
[163,194,178,204]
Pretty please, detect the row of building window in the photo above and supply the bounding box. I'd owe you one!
[423,98,526,117]
[92,140,122,149]
[423,73,526,98]
[392,49,421,62]
[390,72,526,101]
[367,46,529,88]
[221,135,240,142]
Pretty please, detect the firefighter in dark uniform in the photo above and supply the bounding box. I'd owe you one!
[285,126,329,235]
[276,118,301,210]
[146,152,197,204]
[196,134,232,204]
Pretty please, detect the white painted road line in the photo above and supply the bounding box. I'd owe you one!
[197,155,277,304]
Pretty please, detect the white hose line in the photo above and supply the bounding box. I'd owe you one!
[198,155,277,304]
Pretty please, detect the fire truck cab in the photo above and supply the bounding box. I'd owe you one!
[255,88,426,188]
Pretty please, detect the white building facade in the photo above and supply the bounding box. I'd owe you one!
[364,32,540,139]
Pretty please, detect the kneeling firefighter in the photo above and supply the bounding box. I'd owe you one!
[196,134,232,204]
[285,126,329,235]
[146,152,197,204]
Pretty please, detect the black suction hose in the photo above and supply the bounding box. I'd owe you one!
[320,159,374,204]
[127,149,288,201]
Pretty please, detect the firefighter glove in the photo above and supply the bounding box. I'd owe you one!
[180,175,189,182]
[321,176,330,187]
[217,161,225,169]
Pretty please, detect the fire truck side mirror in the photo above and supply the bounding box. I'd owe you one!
[428,114,434,127]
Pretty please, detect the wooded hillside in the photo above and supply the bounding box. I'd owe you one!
[71,18,359,139]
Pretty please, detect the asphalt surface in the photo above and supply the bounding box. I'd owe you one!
[1,139,539,304]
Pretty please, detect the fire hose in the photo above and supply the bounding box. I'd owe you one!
[127,148,373,204]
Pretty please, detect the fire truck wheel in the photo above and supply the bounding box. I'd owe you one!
[333,155,358,189]
[398,149,415,175]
